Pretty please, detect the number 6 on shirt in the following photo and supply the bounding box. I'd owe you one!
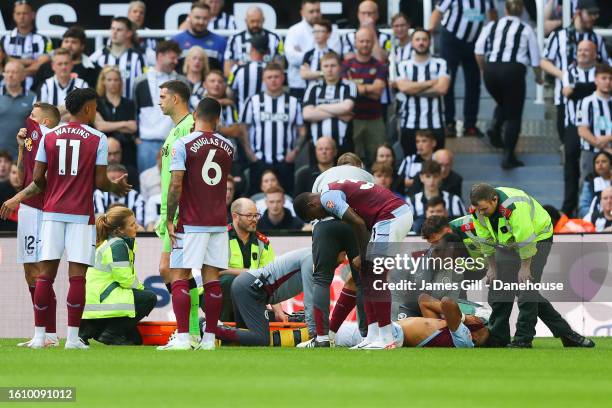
[202,149,222,186]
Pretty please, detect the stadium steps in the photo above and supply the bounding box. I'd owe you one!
[453,153,563,208]
[449,68,564,207]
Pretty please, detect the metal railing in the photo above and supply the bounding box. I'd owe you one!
[0,27,394,54]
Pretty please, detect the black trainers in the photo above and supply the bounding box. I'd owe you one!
[507,340,533,348]
[561,332,595,348]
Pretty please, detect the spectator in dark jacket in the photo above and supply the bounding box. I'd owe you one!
[258,186,304,231]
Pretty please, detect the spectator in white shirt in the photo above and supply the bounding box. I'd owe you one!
[284,0,340,99]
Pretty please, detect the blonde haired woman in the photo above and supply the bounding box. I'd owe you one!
[79,206,157,345]
[94,65,138,169]
[182,46,210,110]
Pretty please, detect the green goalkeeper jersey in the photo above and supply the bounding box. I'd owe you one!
[155,113,194,237]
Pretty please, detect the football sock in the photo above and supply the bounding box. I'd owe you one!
[67,276,85,328]
[171,280,191,333]
[329,288,357,333]
[33,276,53,330]
[203,280,222,334]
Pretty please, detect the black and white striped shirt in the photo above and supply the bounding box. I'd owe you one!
[303,79,357,146]
[562,64,596,126]
[191,89,238,127]
[228,61,266,114]
[94,189,145,226]
[189,81,206,112]
[584,181,610,219]
[576,92,612,152]
[241,92,304,164]
[544,27,608,105]
[396,57,449,129]
[301,47,330,87]
[437,0,495,43]
[340,30,392,58]
[209,12,237,30]
[397,154,425,181]
[407,190,467,218]
[38,76,88,106]
[393,41,413,63]
[475,16,540,67]
[584,209,612,232]
[1,29,51,61]
[89,47,145,99]
[224,29,283,64]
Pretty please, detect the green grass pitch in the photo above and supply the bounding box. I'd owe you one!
[1,338,612,408]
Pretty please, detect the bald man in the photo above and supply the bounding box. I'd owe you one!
[561,40,597,216]
[341,1,391,62]
[295,136,338,195]
[433,149,463,197]
[409,149,463,197]
[221,198,276,321]
[223,6,284,77]
[0,61,37,159]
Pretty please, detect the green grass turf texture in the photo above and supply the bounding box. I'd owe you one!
[1,338,611,408]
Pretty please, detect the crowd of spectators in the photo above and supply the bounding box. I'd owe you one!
[0,0,611,233]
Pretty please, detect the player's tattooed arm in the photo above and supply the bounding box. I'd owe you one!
[165,171,184,246]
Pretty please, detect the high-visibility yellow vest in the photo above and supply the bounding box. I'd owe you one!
[83,236,143,319]
[472,187,553,259]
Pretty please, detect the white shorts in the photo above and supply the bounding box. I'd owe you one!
[335,321,404,348]
[40,220,96,266]
[17,204,43,264]
[170,231,229,270]
[371,207,413,243]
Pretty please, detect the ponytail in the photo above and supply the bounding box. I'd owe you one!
[95,206,135,246]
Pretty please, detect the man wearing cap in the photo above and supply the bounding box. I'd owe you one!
[227,35,268,115]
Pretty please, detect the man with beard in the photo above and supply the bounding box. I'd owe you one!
[393,29,450,155]
[172,2,227,71]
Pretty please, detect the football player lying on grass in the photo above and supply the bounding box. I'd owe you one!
[336,295,490,348]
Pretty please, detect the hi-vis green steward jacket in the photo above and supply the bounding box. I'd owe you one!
[471,187,553,260]
[83,236,143,319]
